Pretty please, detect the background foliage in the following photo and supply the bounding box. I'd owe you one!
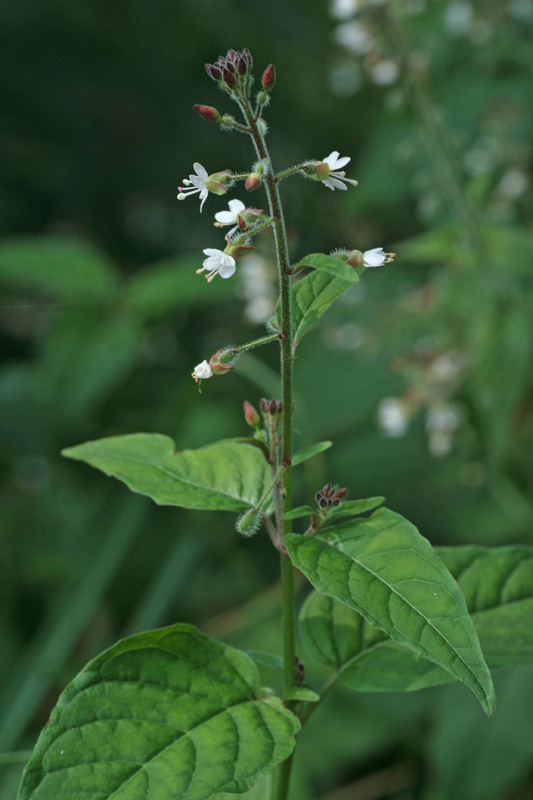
[1,0,532,798]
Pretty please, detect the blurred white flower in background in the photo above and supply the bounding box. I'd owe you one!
[334,21,373,54]
[238,254,277,324]
[426,404,460,457]
[378,397,410,437]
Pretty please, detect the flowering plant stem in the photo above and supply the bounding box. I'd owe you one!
[239,101,297,800]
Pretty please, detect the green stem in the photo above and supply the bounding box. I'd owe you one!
[240,100,296,800]
[275,164,307,182]
[232,217,275,243]
[235,333,280,353]
[0,750,33,766]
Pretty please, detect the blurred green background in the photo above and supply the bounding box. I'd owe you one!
[1,1,533,798]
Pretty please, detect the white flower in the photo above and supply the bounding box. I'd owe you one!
[196,249,236,282]
[191,360,212,382]
[177,163,209,212]
[363,247,395,267]
[215,199,246,226]
[320,151,358,191]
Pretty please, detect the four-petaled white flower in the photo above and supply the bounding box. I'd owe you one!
[319,151,358,191]
[197,248,237,282]
[192,360,213,382]
[214,199,246,226]
[177,163,210,212]
[363,247,395,267]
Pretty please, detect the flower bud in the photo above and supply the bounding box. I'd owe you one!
[236,508,262,537]
[193,104,220,123]
[245,172,262,191]
[237,55,248,75]
[242,48,253,67]
[244,401,261,429]
[223,68,236,88]
[262,64,276,90]
[205,64,222,81]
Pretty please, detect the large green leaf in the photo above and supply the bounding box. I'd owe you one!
[286,508,495,715]
[270,271,356,351]
[63,434,272,512]
[0,237,119,301]
[18,625,299,800]
[294,253,359,283]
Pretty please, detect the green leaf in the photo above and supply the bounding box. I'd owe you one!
[246,651,284,673]
[18,624,299,800]
[270,272,355,350]
[300,545,533,697]
[0,237,119,301]
[63,434,272,512]
[285,688,320,703]
[213,775,272,800]
[327,497,385,519]
[281,505,314,521]
[286,508,495,716]
[292,441,332,466]
[295,253,360,283]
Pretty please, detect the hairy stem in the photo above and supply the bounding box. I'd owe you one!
[241,101,296,800]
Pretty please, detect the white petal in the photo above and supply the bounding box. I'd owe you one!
[215,210,237,224]
[193,360,213,379]
[323,151,340,168]
[199,188,209,212]
[218,256,236,279]
[203,248,222,257]
[333,155,350,169]
[364,248,386,267]
[193,162,208,179]
[228,199,246,213]
[328,177,348,190]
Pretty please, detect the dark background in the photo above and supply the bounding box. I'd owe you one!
[1,1,533,798]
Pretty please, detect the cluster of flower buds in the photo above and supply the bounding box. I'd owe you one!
[315,483,349,510]
[205,49,254,96]
[260,398,283,417]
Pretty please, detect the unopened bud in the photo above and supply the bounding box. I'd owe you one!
[193,104,220,123]
[244,401,261,428]
[223,68,236,88]
[205,64,222,81]
[245,172,262,191]
[236,508,262,538]
[262,64,276,90]
[336,487,349,500]
[237,55,247,75]
[242,48,253,67]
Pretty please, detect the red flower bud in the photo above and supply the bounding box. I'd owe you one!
[237,55,247,75]
[205,64,222,81]
[242,48,253,67]
[244,401,261,428]
[223,68,236,88]
[193,104,220,122]
[245,172,262,191]
[262,64,276,90]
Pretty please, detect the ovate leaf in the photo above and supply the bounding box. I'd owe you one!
[18,624,299,800]
[63,434,272,512]
[282,506,315,521]
[270,272,355,351]
[301,545,533,696]
[295,253,360,283]
[286,508,495,715]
